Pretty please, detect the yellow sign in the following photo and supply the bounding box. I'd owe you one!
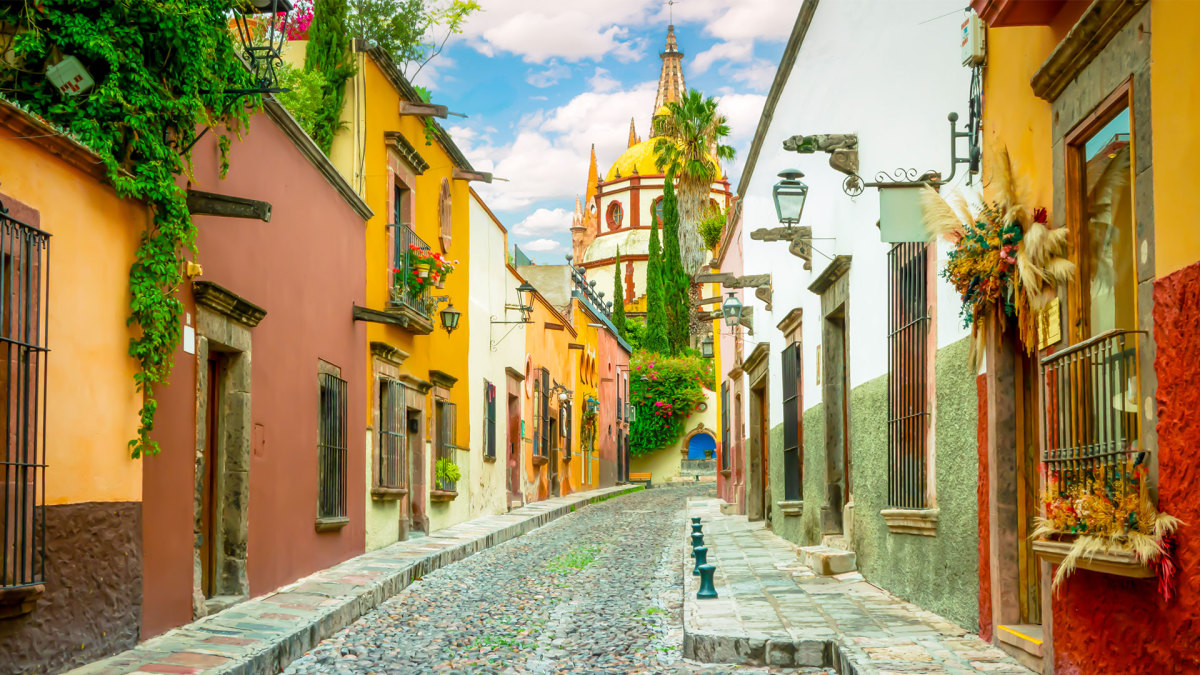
[1037,297,1062,350]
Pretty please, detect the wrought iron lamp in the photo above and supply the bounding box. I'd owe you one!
[439,302,461,334]
[700,335,714,359]
[773,169,808,227]
[626,402,637,422]
[721,293,742,327]
[231,0,294,95]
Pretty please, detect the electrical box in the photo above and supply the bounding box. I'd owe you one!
[961,12,986,67]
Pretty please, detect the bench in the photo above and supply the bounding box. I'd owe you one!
[629,472,653,487]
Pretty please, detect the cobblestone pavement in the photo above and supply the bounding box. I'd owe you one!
[285,486,830,675]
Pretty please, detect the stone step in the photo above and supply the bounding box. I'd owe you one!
[799,545,856,575]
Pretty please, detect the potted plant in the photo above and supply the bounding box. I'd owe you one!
[435,457,461,492]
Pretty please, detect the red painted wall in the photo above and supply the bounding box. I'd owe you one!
[597,325,629,486]
[1050,260,1200,674]
[141,111,367,638]
[977,373,992,643]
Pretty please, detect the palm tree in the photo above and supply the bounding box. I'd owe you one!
[652,89,736,276]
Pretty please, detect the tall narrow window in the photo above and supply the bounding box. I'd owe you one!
[532,377,542,457]
[539,369,551,457]
[318,368,349,521]
[781,344,802,501]
[887,242,931,509]
[562,402,572,460]
[378,379,406,490]
[0,207,49,594]
[435,399,457,491]
[720,382,730,472]
[484,380,497,459]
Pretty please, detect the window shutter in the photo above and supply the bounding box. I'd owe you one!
[540,369,550,455]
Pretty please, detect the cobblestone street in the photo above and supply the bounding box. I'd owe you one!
[284,486,828,674]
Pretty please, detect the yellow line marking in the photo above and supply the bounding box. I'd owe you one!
[998,625,1043,645]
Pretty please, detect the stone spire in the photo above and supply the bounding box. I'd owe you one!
[652,25,686,132]
[628,118,639,148]
[585,144,599,205]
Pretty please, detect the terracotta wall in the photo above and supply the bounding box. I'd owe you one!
[141,110,367,638]
[522,294,576,501]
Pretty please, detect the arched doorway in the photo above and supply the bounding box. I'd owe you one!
[687,432,716,460]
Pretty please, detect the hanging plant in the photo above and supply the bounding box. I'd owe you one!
[0,1,258,458]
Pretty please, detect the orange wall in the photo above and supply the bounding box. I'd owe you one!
[0,135,145,505]
[1150,0,1200,277]
[523,294,576,500]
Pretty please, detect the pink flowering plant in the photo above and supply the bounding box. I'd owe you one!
[393,245,457,301]
[285,0,314,40]
[628,352,712,457]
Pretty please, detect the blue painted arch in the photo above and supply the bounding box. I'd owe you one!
[687,432,716,460]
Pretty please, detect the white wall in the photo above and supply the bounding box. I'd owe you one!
[738,0,974,427]
[468,193,526,517]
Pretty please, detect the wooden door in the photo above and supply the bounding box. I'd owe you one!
[407,409,426,534]
[548,414,560,497]
[200,357,220,598]
[507,393,520,502]
[1016,349,1042,624]
[759,393,770,517]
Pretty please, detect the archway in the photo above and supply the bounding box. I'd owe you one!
[686,431,716,460]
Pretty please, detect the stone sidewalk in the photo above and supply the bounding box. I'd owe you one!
[682,499,1030,674]
[69,485,643,675]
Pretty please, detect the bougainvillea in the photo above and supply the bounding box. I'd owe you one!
[628,352,712,457]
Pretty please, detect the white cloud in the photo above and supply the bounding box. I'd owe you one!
[666,0,803,43]
[408,55,456,93]
[589,68,621,93]
[461,0,653,63]
[512,208,573,236]
[526,61,572,88]
[724,58,777,93]
[691,41,753,75]
[522,238,562,252]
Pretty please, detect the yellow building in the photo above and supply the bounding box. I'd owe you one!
[324,45,483,547]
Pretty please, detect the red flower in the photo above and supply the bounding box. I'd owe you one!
[1033,207,1048,224]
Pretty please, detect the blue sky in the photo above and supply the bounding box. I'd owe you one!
[406,0,802,263]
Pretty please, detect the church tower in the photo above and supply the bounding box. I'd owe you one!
[651,25,686,133]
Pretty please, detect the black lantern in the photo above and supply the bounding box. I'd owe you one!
[440,302,461,334]
[516,281,536,319]
[626,402,637,422]
[700,335,714,359]
[721,292,742,327]
[773,169,808,227]
[232,0,294,95]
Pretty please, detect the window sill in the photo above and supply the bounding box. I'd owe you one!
[483,454,497,463]
[532,455,548,467]
[720,469,732,477]
[1032,539,1153,579]
[384,301,435,335]
[777,500,803,517]
[0,583,43,619]
[430,489,459,503]
[315,516,350,533]
[371,486,408,501]
[881,508,939,536]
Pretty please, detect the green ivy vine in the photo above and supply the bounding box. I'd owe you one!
[628,352,713,458]
[0,0,258,457]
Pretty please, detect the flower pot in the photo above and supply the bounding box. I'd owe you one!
[414,264,431,279]
[434,276,445,289]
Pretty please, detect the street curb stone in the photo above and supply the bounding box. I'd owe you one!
[67,485,644,675]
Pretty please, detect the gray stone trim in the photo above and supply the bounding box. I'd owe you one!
[776,500,803,517]
[370,342,410,365]
[807,254,851,295]
[429,369,459,389]
[880,508,939,537]
[1031,0,1148,102]
[194,281,266,328]
[384,131,430,175]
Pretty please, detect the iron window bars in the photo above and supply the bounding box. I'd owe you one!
[378,379,406,490]
[539,368,551,458]
[782,343,803,501]
[484,380,497,459]
[435,400,458,491]
[318,371,349,520]
[561,402,572,461]
[1041,329,1146,532]
[391,222,432,317]
[887,242,931,509]
[0,204,49,592]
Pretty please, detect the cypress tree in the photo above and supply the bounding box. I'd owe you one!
[305,0,356,154]
[660,177,691,354]
[644,219,669,354]
[612,247,628,340]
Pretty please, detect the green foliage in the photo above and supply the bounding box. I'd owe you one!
[0,0,257,458]
[699,206,726,251]
[612,247,627,340]
[544,545,601,573]
[643,220,669,354]
[628,352,713,457]
[304,0,355,154]
[347,0,479,77]
[275,63,328,139]
[435,457,461,489]
[660,178,691,355]
[623,318,647,351]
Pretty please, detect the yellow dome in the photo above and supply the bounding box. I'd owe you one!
[655,105,671,117]
[606,140,662,181]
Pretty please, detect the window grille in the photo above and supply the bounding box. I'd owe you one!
[0,205,49,592]
[378,379,406,489]
[484,380,496,459]
[532,378,541,457]
[539,369,550,457]
[781,343,802,501]
[720,382,730,472]
[436,400,457,491]
[318,371,348,520]
[887,242,931,509]
[390,222,432,317]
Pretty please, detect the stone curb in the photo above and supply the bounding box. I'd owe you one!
[68,484,644,675]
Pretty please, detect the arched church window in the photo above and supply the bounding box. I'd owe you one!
[606,201,624,230]
[653,196,665,226]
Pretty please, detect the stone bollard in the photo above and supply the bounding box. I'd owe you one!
[690,531,704,557]
[693,545,708,576]
[697,564,718,599]
[691,516,701,525]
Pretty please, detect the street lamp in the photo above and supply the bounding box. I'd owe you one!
[721,292,742,327]
[231,0,294,95]
[773,169,808,227]
[626,402,637,422]
[439,302,461,334]
[700,335,714,359]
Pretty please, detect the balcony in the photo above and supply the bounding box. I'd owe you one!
[1036,329,1154,577]
[387,223,435,335]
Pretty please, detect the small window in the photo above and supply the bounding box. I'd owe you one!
[377,379,406,490]
[539,369,551,456]
[435,399,458,490]
[561,402,572,460]
[318,368,349,521]
[781,343,802,501]
[653,196,665,226]
[606,201,624,230]
[438,178,452,252]
[484,380,496,459]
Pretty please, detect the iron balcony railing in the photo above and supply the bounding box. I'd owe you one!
[1040,329,1147,533]
[390,223,432,318]
[0,205,49,592]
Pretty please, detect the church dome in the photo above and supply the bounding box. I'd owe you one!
[606,140,663,181]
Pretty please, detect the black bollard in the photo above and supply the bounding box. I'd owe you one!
[693,546,708,576]
[690,531,704,557]
[697,564,718,599]
[691,522,703,536]
[691,516,701,525]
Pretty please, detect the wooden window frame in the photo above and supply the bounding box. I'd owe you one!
[781,343,802,501]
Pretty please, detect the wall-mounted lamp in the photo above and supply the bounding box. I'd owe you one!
[700,335,714,359]
[773,169,808,228]
[231,0,294,95]
[721,293,742,328]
